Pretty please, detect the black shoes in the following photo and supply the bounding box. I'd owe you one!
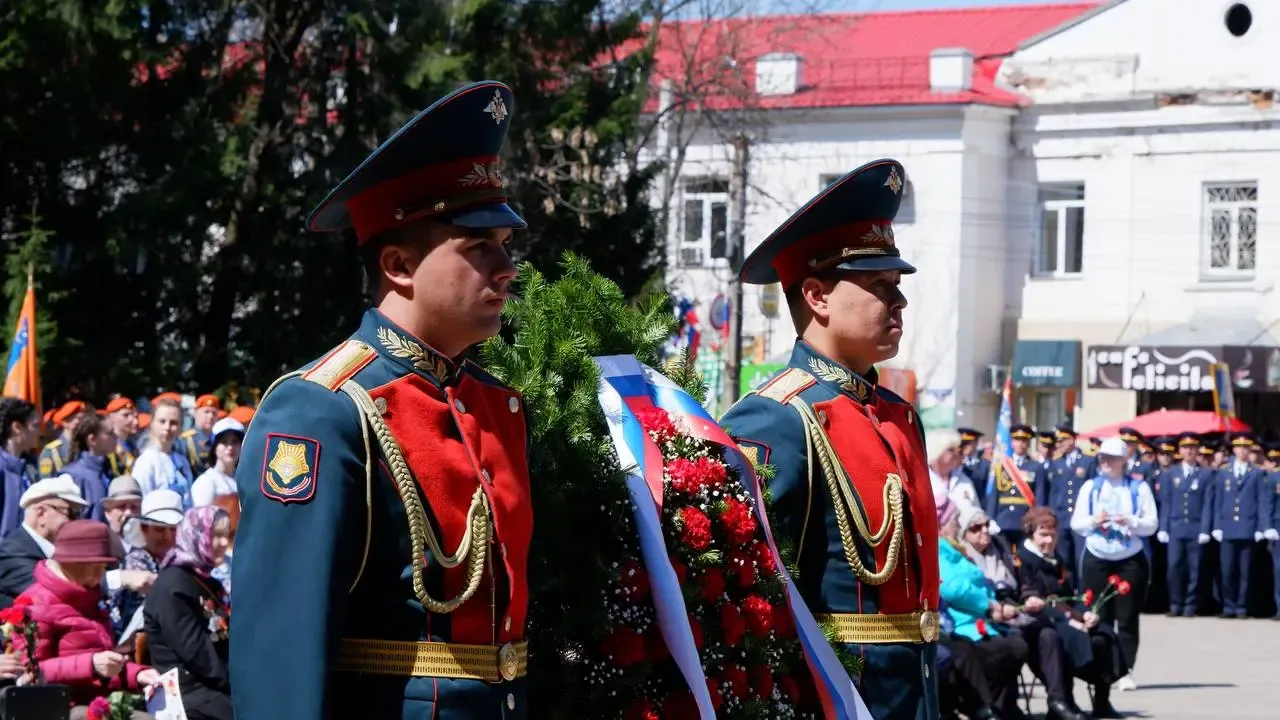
[1046,698,1090,720]
[1092,685,1123,718]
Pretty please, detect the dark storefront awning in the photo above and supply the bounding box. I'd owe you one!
[1012,340,1081,388]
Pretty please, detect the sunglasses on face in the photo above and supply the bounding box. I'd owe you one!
[966,524,988,534]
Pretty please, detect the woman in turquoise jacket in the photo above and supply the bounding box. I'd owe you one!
[939,512,1030,720]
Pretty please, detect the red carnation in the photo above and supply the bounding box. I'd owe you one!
[753,541,777,576]
[662,691,700,720]
[707,678,724,710]
[670,556,689,584]
[772,602,796,638]
[1082,589,1094,606]
[1117,580,1132,596]
[623,699,661,720]
[742,595,775,637]
[693,456,728,489]
[679,507,713,551]
[635,406,678,443]
[618,560,649,603]
[0,608,21,626]
[727,549,755,588]
[721,602,747,646]
[721,498,758,545]
[12,595,32,608]
[667,458,702,495]
[779,674,801,702]
[975,618,988,636]
[644,627,670,661]
[721,665,750,700]
[689,614,705,649]
[1107,574,1121,586]
[699,568,727,602]
[750,664,775,699]
[602,627,646,667]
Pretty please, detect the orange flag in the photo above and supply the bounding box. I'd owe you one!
[3,273,40,410]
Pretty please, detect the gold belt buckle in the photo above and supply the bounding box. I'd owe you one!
[497,642,519,682]
[916,610,940,643]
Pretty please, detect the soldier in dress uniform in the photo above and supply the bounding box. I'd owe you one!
[1198,441,1217,469]
[1210,434,1267,619]
[1261,444,1280,620]
[104,396,140,477]
[1154,437,1175,472]
[1156,433,1212,617]
[179,393,221,475]
[38,401,90,477]
[718,159,940,720]
[1036,428,1057,464]
[1044,425,1092,569]
[231,81,532,720]
[958,428,990,507]
[985,424,1045,547]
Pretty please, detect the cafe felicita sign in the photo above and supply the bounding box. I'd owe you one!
[1085,345,1219,391]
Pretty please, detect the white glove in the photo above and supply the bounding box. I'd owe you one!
[988,519,1001,535]
[1265,529,1280,542]
[1157,531,1169,544]
[1255,531,1265,542]
[1212,530,1224,542]
[1198,533,1211,545]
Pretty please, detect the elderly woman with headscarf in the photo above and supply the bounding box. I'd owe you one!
[938,491,1030,720]
[142,506,233,720]
[955,505,1019,603]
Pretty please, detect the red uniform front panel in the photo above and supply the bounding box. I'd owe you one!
[871,399,940,610]
[371,373,532,645]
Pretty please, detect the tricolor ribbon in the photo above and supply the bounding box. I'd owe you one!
[594,355,872,720]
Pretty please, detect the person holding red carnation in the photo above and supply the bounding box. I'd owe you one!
[1016,507,1127,719]
[1070,437,1158,693]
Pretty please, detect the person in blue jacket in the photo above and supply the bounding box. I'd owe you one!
[1156,432,1213,617]
[1044,425,1094,571]
[60,414,118,522]
[0,398,41,538]
[1211,434,1268,619]
[938,509,1032,720]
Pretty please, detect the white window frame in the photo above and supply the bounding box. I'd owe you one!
[1201,181,1258,279]
[678,178,730,268]
[1035,183,1086,277]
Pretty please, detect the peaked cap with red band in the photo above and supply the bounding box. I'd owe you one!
[306,80,526,244]
[739,158,916,287]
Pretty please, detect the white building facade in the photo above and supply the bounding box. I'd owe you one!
[659,0,1280,436]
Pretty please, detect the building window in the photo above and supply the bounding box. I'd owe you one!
[820,173,915,223]
[1202,182,1257,277]
[1033,390,1064,432]
[1036,183,1085,276]
[679,178,729,268]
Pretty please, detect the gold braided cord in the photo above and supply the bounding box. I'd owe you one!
[340,380,490,614]
[787,398,905,587]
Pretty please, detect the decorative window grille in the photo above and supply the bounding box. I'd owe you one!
[1202,183,1257,276]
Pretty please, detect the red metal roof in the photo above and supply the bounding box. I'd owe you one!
[645,2,1096,111]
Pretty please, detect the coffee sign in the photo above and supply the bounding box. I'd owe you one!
[1085,345,1220,391]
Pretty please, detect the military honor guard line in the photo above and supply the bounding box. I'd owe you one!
[211,78,1280,720]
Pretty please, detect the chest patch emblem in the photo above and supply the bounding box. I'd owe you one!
[261,433,320,504]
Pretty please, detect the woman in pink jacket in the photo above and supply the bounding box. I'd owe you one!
[13,519,160,716]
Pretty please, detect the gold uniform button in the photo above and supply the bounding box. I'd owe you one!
[482,469,492,484]
[501,542,508,558]
[374,397,388,415]
[504,616,512,632]
[454,399,466,413]
[818,410,829,425]
[508,397,520,413]
[916,532,923,547]
[507,693,516,710]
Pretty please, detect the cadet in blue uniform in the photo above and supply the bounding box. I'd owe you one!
[178,393,221,476]
[1044,425,1093,569]
[1261,444,1280,620]
[104,396,140,477]
[231,81,532,720]
[1036,428,1057,464]
[958,428,990,507]
[719,159,940,720]
[985,425,1045,547]
[1210,434,1267,619]
[38,401,89,478]
[1156,433,1212,617]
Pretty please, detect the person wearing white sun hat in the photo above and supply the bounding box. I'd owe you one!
[112,489,184,633]
[1070,437,1158,694]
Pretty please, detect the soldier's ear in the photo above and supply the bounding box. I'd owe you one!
[798,276,833,322]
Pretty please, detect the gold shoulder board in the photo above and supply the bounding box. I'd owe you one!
[302,340,379,392]
[755,368,817,404]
